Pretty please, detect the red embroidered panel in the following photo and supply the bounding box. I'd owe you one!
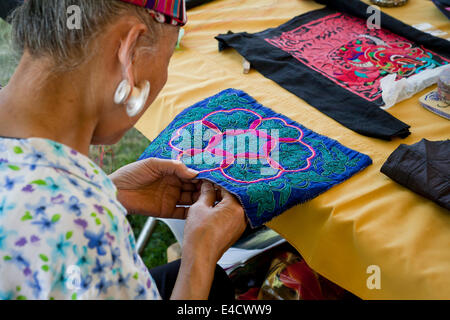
[265,13,450,102]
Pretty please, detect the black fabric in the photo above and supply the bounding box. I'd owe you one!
[149,259,236,301]
[215,0,450,140]
[0,0,22,21]
[381,139,450,211]
[431,0,450,19]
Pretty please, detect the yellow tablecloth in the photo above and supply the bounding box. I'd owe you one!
[136,0,450,299]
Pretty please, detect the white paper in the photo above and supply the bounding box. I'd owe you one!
[380,64,450,110]
[426,29,448,37]
[218,239,286,271]
[412,23,434,31]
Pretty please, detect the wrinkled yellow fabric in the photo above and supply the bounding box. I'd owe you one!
[136,0,450,299]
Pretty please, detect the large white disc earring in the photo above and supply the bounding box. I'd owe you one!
[114,80,132,105]
[126,80,151,117]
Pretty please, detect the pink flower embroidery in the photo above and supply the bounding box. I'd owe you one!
[169,109,316,184]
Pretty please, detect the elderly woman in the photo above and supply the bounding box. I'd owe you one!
[0,0,246,300]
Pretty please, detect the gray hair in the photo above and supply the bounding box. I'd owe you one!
[10,0,171,71]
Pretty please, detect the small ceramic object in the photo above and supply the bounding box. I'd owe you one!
[370,0,409,7]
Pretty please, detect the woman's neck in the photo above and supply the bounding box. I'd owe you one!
[0,55,99,156]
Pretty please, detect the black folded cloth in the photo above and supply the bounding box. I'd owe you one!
[381,139,450,211]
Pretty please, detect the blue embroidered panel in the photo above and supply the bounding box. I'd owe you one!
[139,89,372,227]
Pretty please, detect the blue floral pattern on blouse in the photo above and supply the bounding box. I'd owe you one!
[0,137,160,300]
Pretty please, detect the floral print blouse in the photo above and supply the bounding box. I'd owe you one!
[0,137,161,300]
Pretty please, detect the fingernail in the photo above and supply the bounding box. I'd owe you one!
[188,168,199,175]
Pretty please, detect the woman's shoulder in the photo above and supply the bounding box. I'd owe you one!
[0,137,129,232]
[0,138,130,249]
[0,138,159,300]
[0,137,117,195]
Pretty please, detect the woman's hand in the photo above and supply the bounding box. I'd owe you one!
[183,181,247,263]
[171,181,247,300]
[109,158,199,219]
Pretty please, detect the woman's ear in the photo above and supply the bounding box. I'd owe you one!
[118,22,148,89]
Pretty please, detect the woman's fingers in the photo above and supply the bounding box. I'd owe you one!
[145,158,199,180]
[169,160,199,180]
[172,206,189,220]
[217,188,246,227]
[218,188,240,208]
[181,182,197,192]
[179,182,242,210]
[177,191,195,205]
[197,181,216,207]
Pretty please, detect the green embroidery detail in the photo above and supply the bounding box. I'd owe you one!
[8,165,20,171]
[16,296,27,300]
[245,136,362,217]
[71,293,77,300]
[133,272,139,280]
[66,231,73,240]
[268,180,291,207]
[207,110,258,131]
[51,214,61,223]
[3,256,12,261]
[225,162,270,183]
[42,265,49,272]
[248,184,276,217]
